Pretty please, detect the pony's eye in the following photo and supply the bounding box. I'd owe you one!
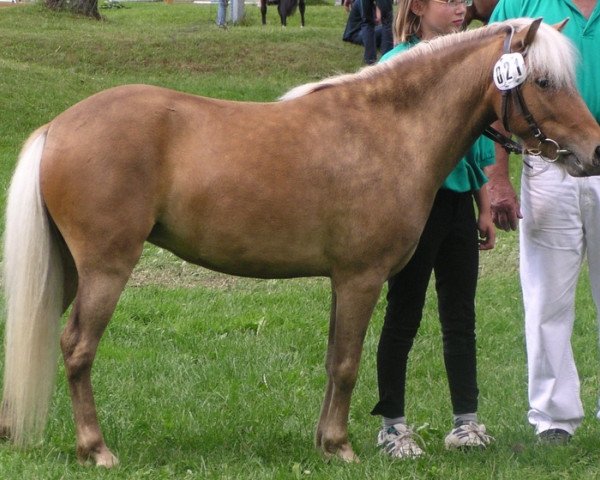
[535,78,550,89]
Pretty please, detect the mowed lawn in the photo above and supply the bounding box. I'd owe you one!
[1,3,600,479]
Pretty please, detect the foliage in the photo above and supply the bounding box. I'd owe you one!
[1,3,599,479]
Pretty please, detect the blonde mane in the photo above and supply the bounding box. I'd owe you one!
[280,18,578,101]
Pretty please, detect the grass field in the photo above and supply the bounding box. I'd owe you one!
[1,3,600,479]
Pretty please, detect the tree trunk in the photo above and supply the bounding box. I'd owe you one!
[45,0,101,20]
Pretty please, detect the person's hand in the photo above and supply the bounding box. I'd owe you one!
[343,0,352,12]
[477,213,496,250]
[489,179,522,231]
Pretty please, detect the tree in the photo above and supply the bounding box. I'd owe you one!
[45,0,101,20]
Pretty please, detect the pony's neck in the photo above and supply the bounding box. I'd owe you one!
[364,35,501,184]
[383,36,500,134]
[281,31,505,199]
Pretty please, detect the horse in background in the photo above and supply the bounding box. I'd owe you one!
[2,18,600,467]
[260,0,305,27]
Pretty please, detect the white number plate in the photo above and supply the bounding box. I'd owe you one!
[493,53,527,90]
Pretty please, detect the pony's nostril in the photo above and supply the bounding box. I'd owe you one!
[594,145,600,167]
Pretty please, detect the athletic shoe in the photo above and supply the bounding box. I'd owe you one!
[537,428,572,445]
[444,421,494,449]
[377,423,425,459]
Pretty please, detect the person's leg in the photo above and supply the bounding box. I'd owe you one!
[434,192,479,419]
[347,31,364,46]
[434,192,493,449]
[217,0,228,26]
[374,25,383,50]
[520,159,584,436]
[578,178,600,423]
[359,0,377,64]
[371,191,448,420]
[372,191,449,459]
[375,0,393,55]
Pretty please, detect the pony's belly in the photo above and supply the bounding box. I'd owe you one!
[188,257,328,280]
[148,224,330,279]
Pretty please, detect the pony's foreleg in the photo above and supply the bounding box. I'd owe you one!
[260,0,267,25]
[299,0,305,27]
[317,274,383,462]
[61,270,132,467]
[315,285,336,450]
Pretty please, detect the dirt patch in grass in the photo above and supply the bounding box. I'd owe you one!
[129,250,240,290]
[129,263,240,290]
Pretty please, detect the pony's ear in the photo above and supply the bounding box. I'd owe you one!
[510,17,543,52]
[553,18,569,31]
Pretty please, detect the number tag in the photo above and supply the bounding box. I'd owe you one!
[493,53,527,90]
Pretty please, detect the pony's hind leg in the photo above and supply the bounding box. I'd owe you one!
[260,0,267,24]
[61,268,134,467]
[278,7,287,27]
[299,0,305,27]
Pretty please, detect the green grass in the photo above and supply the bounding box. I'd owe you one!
[1,3,600,478]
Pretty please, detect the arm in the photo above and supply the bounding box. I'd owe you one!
[474,184,496,250]
[484,120,522,231]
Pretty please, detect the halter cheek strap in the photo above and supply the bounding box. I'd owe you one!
[499,26,515,133]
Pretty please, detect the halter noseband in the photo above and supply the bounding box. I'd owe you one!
[483,26,571,163]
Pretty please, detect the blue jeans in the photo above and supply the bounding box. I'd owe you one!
[217,0,228,26]
[359,0,392,64]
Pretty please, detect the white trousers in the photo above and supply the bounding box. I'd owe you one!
[520,157,600,435]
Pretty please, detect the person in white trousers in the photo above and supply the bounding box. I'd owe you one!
[520,156,600,437]
[487,0,600,444]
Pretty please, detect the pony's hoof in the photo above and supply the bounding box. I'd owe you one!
[95,450,119,468]
[321,442,359,463]
[0,422,11,440]
[336,444,359,463]
[78,447,119,468]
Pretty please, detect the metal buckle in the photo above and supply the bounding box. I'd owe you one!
[527,138,570,163]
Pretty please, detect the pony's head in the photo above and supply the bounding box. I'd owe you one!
[281,17,600,176]
[487,18,600,176]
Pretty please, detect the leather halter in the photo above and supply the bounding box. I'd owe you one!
[483,26,571,163]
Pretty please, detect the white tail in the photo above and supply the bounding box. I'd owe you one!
[1,126,64,446]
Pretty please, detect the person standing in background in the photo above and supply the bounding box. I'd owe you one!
[216,0,245,27]
[343,0,383,48]
[359,0,392,63]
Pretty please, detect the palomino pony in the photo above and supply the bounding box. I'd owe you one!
[2,18,600,467]
[260,0,305,27]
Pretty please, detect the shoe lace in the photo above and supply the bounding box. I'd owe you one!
[384,426,425,453]
[455,422,495,444]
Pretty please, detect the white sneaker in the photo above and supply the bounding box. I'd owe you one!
[377,423,425,459]
[444,422,494,449]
